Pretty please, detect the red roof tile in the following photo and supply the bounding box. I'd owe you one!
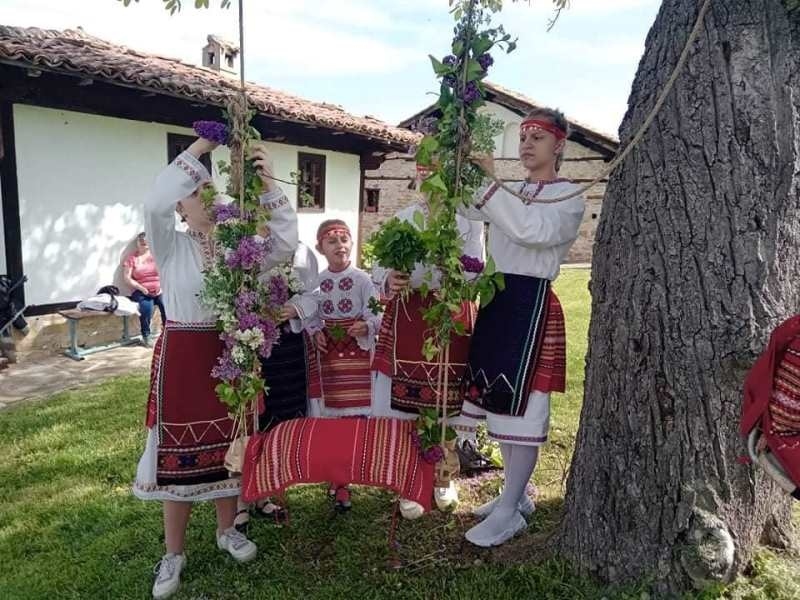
[0,25,420,148]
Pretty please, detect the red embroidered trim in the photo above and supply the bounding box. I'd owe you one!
[476,182,500,210]
[263,194,289,211]
[175,156,204,185]
[520,119,566,140]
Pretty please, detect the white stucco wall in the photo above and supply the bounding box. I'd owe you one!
[13,105,361,307]
[478,102,522,159]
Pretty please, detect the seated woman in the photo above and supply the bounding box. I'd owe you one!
[123,232,167,347]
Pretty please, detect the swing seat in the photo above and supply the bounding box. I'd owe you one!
[241,417,435,511]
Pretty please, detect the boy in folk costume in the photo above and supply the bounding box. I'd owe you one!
[371,162,485,517]
[458,108,584,547]
[284,219,382,510]
[133,137,298,599]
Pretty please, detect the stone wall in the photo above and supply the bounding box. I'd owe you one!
[361,149,609,264]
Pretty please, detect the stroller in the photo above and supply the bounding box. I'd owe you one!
[0,274,27,334]
[741,314,800,500]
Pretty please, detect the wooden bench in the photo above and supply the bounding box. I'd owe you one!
[58,309,141,361]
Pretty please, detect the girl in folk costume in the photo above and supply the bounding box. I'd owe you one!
[133,137,298,599]
[371,163,485,517]
[234,241,318,530]
[286,219,382,510]
[458,108,584,547]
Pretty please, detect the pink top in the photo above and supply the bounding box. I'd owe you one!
[125,252,161,295]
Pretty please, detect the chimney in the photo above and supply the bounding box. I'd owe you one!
[202,34,239,76]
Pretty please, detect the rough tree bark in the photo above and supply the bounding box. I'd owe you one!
[557,0,800,594]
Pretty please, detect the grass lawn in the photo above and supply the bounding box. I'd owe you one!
[1,269,798,599]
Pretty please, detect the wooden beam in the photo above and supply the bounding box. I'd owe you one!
[0,102,25,305]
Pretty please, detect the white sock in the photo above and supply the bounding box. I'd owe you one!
[473,443,513,515]
[469,444,538,539]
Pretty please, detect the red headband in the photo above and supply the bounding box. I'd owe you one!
[520,118,567,141]
[317,223,351,242]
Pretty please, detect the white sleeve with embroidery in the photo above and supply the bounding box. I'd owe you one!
[479,186,585,249]
[259,189,299,270]
[286,243,320,332]
[144,151,210,267]
[288,288,322,334]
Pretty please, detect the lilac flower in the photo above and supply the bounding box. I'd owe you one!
[477,53,494,71]
[220,332,237,349]
[225,236,269,271]
[442,54,457,67]
[443,74,457,88]
[462,81,480,104]
[193,120,230,145]
[211,351,242,382]
[213,202,241,223]
[421,445,445,464]
[460,254,485,274]
[258,319,280,359]
[235,290,258,313]
[269,275,290,306]
[238,312,261,330]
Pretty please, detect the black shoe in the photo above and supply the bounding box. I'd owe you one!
[456,440,500,475]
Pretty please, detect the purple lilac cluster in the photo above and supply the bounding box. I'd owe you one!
[258,319,280,359]
[421,445,445,464]
[213,202,241,223]
[460,254,485,274]
[193,120,230,145]
[477,53,494,71]
[442,54,457,66]
[410,430,446,464]
[234,290,263,336]
[211,351,242,382]
[462,81,480,104]
[268,275,290,306]
[225,236,270,271]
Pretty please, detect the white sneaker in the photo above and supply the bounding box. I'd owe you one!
[434,481,460,511]
[465,510,527,547]
[398,498,425,520]
[216,527,258,563]
[152,553,186,600]
[472,493,535,519]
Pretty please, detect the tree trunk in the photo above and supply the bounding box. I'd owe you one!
[557,0,800,594]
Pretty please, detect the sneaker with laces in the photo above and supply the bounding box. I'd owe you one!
[434,480,460,511]
[152,553,186,600]
[216,527,257,563]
